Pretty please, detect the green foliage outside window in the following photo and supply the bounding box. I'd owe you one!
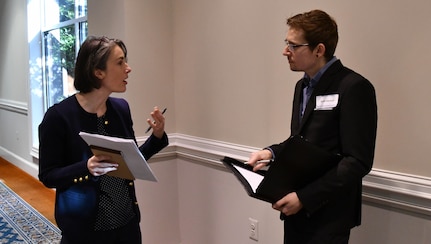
[43,0,87,106]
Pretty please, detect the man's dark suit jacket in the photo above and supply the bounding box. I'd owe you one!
[268,60,377,234]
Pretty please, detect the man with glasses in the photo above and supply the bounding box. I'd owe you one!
[247,9,377,243]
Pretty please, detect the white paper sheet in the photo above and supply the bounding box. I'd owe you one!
[79,132,157,182]
[233,165,264,193]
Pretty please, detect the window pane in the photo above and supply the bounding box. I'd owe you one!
[76,0,88,18]
[44,0,88,26]
[43,25,77,108]
[79,21,88,44]
[29,0,87,152]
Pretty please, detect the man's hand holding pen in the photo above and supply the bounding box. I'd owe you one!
[146,107,166,139]
[247,148,303,216]
[246,149,273,171]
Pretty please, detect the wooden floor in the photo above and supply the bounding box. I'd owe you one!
[0,157,56,225]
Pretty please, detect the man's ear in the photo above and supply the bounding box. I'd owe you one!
[315,43,326,58]
[94,69,105,80]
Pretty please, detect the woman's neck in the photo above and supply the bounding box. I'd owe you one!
[76,91,109,117]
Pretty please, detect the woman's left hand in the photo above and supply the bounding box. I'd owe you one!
[146,106,165,139]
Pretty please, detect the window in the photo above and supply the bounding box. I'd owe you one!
[28,0,87,156]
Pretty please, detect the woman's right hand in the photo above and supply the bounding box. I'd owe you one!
[87,155,118,176]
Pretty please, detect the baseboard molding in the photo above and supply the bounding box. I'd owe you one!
[2,133,431,217]
[0,147,38,179]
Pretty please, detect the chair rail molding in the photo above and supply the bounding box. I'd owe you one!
[143,133,431,217]
[2,132,430,217]
[0,98,28,115]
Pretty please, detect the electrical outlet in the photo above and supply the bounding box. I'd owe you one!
[249,217,259,241]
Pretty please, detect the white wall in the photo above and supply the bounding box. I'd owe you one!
[88,0,176,136]
[176,158,284,244]
[172,0,431,177]
[0,0,29,102]
[351,204,431,244]
[0,0,34,176]
[136,158,181,244]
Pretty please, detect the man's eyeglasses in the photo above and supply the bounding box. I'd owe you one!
[284,40,310,52]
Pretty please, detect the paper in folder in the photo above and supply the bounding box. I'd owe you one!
[221,135,341,203]
[79,132,158,182]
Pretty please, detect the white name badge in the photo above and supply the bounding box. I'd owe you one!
[315,94,339,110]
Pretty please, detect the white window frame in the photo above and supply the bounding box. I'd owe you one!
[27,0,87,157]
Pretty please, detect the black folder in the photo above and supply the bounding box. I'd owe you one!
[221,135,342,203]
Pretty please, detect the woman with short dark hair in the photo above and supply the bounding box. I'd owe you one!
[38,36,168,243]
